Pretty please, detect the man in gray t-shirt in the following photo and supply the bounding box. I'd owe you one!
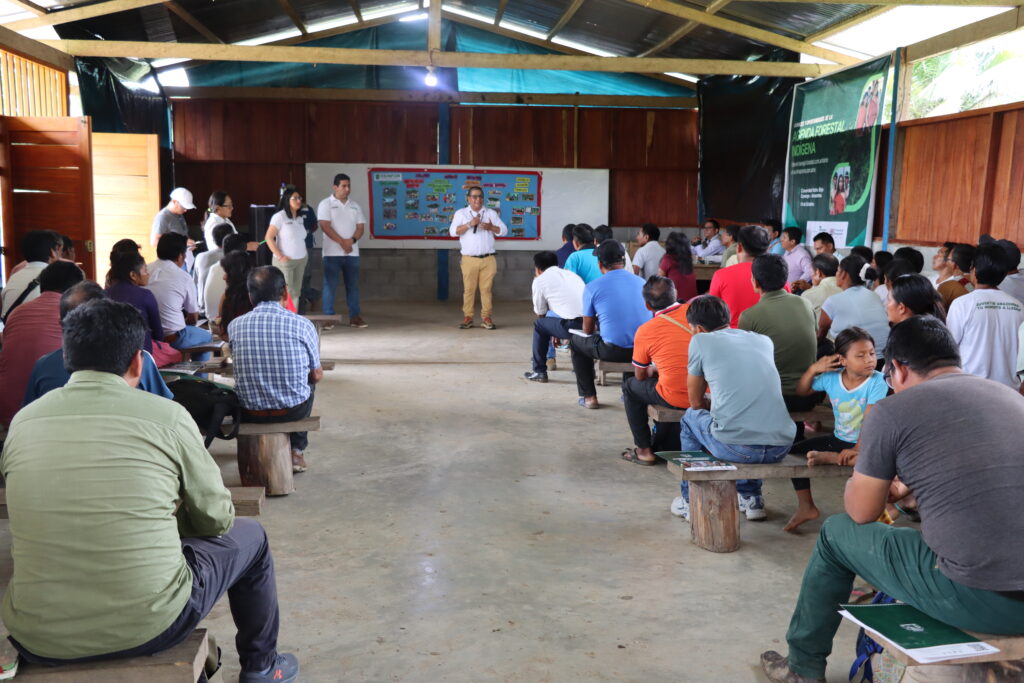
[761,316,1024,683]
[150,187,196,271]
[671,295,795,523]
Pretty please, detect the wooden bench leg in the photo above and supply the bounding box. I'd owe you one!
[237,434,295,496]
[690,480,740,553]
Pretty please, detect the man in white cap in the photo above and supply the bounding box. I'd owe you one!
[151,188,196,271]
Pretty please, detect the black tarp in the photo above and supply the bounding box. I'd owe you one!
[698,49,800,224]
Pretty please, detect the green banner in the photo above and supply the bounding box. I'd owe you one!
[783,54,892,248]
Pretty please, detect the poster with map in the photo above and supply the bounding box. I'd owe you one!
[368,168,542,240]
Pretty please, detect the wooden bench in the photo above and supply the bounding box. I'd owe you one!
[235,416,321,497]
[596,360,634,386]
[661,453,853,553]
[0,487,265,519]
[204,359,336,378]
[178,341,228,362]
[870,631,1024,676]
[647,403,835,427]
[16,628,208,681]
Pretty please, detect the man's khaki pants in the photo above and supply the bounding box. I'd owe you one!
[460,254,497,319]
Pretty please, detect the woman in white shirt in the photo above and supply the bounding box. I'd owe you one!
[203,191,237,247]
[266,190,309,301]
[818,254,890,360]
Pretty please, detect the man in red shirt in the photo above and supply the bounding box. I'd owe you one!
[0,261,85,426]
[708,225,774,327]
[620,276,692,465]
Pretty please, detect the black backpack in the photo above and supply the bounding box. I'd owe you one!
[165,374,241,448]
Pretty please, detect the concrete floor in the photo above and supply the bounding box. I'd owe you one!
[0,301,860,682]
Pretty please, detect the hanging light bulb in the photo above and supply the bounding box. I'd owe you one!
[424,65,438,87]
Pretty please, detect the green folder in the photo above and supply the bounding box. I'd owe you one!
[840,603,999,663]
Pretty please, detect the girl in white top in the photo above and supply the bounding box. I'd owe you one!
[202,191,237,247]
[818,254,890,358]
[266,190,309,302]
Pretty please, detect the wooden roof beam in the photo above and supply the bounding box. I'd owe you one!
[163,1,223,44]
[547,0,585,40]
[5,0,165,31]
[0,22,74,70]
[638,0,732,58]
[347,0,363,24]
[162,85,699,108]
[493,0,509,25]
[275,0,308,35]
[40,38,837,77]
[906,6,1023,62]
[427,0,441,52]
[622,0,857,65]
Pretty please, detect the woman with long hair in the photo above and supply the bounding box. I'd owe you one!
[218,250,254,340]
[886,273,947,324]
[265,189,309,304]
[657,231,698,302]
[203,190,237,248]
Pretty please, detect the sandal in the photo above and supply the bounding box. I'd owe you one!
[620,448,658,466]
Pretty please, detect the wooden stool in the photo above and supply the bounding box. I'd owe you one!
[596,360,633,386]
[235,417,321,496]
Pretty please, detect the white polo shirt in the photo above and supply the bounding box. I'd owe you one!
[269,210,309,260]
[448,207,508,256]
[316,196,366,258]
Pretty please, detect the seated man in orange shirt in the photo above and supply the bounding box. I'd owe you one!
[620,276,692,465]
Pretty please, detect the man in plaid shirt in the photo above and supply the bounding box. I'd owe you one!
[229,266,323,473]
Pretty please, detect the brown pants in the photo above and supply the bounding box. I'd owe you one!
[460,254,497,318]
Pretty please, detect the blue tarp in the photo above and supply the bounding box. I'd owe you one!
[186,20,693,98]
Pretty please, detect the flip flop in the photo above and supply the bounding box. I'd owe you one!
[620,448,658,466]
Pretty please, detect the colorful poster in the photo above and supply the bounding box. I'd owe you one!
[368,168,541,239]
[783,54,892,248]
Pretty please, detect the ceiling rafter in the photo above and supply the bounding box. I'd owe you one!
[347,0,363,24]
[547,0,586,40]
[804,6,892,44]
[493,0,509,25]
[638,0,732,58]
[5,0,165,31]
[906,6,1023,62]
[162,1,222,44]
[6,0,47,16]
[622,0,857,64]
[0,22,73,70]
[40,37,836,77]
[275,0,308,35]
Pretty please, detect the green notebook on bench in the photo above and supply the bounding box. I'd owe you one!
[655,451,737,471]
[839,603,999,663]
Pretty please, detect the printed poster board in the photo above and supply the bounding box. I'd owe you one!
[782,54,892,248]
[368,167,542,240]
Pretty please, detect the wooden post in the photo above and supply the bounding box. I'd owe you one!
[689,480,740,552]
[237,433,295,496]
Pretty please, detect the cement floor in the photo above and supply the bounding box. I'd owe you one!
[0,301,861,682]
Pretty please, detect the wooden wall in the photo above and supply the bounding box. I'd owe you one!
[0,48,68,118]
[895,100,1024,245]
[0,116,94,279]
[93,133,161,273]
[172,99,700,228]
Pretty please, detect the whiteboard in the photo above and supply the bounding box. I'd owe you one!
[306,163,608,251]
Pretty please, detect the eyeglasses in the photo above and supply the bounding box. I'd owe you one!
[468,194,483,199]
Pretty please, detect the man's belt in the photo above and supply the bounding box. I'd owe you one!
[242,407,290,417]
[467,253,495,258]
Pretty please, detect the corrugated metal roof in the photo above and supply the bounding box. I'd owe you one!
[721,1,870,39]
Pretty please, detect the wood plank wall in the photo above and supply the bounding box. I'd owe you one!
[93,133,161,275]
[0,49,68,118]
[895,100,1024,245]
[172,99,700,227]
[1,116,94,280]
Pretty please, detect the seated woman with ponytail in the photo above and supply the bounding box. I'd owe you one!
[818,254,890,360]
[886,273,946,324]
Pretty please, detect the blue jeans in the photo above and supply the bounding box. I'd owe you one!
[322,256,360,318]
[679,408,791,499]
[170,325,214,362]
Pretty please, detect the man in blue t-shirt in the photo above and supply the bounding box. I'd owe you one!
[569,240,650,409]
[563,224,602,284]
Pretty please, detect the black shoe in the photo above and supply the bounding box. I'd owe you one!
[523,371,548,383]
[239,653,300,682]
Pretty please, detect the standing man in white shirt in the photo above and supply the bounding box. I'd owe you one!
[316,174,368,329]
[691,219,725,263]
[947,242,1024,388]
[632,224,665,279]
[449,186,507,329]
[524,251,585,383]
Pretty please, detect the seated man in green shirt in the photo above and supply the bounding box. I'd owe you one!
[1,299,298,683]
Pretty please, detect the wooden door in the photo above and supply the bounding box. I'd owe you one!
[0,115,94,280]
[93,132,161,273]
